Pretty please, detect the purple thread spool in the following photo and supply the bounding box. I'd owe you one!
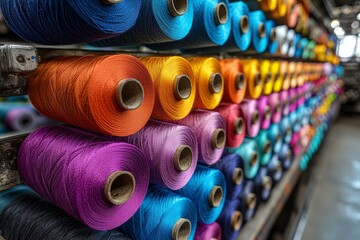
[256,96,271,130]
[268,92,282,124]
[241,99,260,137]
[174,109,226,165]
[18,125,149,230]
[120,120,198,190]
[5,106,37,131]
[195,222,222,240]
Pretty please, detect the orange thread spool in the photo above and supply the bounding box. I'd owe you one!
[140,56,195,120]
[296,62,304,86]
[188,57,224,109]
[242,59,263,99]
[27,55,155,136]
[220,59,246,104]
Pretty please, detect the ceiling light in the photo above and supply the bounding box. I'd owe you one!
[331,20,340,28]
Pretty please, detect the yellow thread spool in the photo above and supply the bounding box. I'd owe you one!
[261,60,273,95]
[242,59,263,99]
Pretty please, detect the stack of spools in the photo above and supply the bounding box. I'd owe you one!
[0,0,341,240]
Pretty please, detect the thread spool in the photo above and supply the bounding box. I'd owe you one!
[267,155,283,184]
[0,104,37,131]
[175,165,226,224]
[257,96,271,130]
[226,138,260,180]
[28,55,155,137]
[280,90,290,116]
[120,120,197,190]
[0,189,132,240]
[188,57,224,109]
[280,61,290,91]
[18,126,149,230]
[1,0,142,44]
[280,116,292,144]
[94,0,194,46]
[140,56,195,120]
[254,167,272,202]
[120,185,197,240]
[275,25,289,56]
[266,20,279,54]
[241,99,261,137]
[148,0,231,50]
[288,61,297,88]
[279,144,293,170]
[255,130,273,166]
[215,104,246,148]
[217,199,243,240]
[269,0,287,19]
[211,153,245,200]
[239,181,257,222]
[195,222,222,240]
[249,11,268,53]
[271,61,282,92]
[220,59,247,104]
[268,124,282,154]
[268,92,282,123]
[261,60,273,95]
[242,59,263,99]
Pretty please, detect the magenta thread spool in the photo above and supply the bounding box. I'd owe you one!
[215,104,246,148]
[268,92,282,124]
[17,125,150,230]
[174,109,226,165]
[119,120,198,190]
[241,99,260,138]
[290,131,301,155]
[256,96,271,130]
[296,86,306,107]
[289,88,297,113]
[195,222,222,240]
[280,90,290,116]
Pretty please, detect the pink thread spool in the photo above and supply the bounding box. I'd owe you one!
[241,99,260,138]
[268,92,282,123]
[256,96,271,130]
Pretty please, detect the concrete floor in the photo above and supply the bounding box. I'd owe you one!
[301,116,360,240]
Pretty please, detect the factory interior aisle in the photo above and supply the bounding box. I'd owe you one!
[299,116,360,240]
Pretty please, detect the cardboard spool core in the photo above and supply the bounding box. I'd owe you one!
[116,79,144,110]
[263,141,271,154]
[240,16,249,33]
[264,106,271,119]
[275,161,282,173]
[210,238,218,240]
[174,145,193,172]
[214,3,228,25]
[209,73,223,93]
[19,114,33,128]
[249,152,258,167]
[172,218,191,240]
[235,73,245,90]
[231,211,243,231]
[105,171,135,205]
[255,73,262,86]
[211,128,226,149]
[233,167,243,185]
[247,193,257,209]
[234,117,244,135]
[174,74,192,100]
[263,176,272,190]
[209,185,223,207]
[258,23,266,38]
[266,72,272,83]
[167,0,188,17]
[251,110,260,125]
[270,28,277,42]
[101,0,121,4]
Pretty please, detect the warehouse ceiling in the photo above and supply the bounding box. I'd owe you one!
[321,0,360,34]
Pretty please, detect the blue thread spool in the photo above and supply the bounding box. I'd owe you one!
[175,165,226,224]
[280,116,292,144]
[279,144,292,170]
[93,0,194,46]
[265,20,278,54]
[217,199,243,240]
[267,154,283,185]
[120,185,197,240]
[254,130,272,166]
[268,123,282,154]
[238,180,257,222]
[295,38,308,58]
[149,0,231,50]
[211,154,245,200]
[1,0,142,44]
[225,139,260,180]
[254,167,272,202]
[248,10,268,53]
[0,103,37,131]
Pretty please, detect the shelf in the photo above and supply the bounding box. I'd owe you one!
[237,144,309,240]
